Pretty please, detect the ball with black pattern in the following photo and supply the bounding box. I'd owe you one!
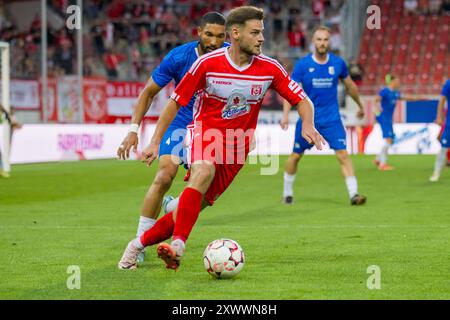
[203,239,245,279]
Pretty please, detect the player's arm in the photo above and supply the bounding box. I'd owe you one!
[281,62,302,130]
[142,56,207,166]
[271,63,324,149]
[374,94,382,116]
[141,98,181,166]
[342,76,365,119]
[117,77,163,160]
[294,97,325,149]
[435,95,447,126]
[399,94,427,101]
[281,99,292,130]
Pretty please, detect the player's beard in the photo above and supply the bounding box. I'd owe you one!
[200,42,218,54]
[315,44,329,56]
[241,43,262,56]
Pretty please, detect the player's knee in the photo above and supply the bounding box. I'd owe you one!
[192,163,215,184]
[153,171,174,191]
[335,151,349,163]
[290,153,302,163]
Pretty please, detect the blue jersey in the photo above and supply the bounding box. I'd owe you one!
[377,87,401,123]
[152,41,229,129]
[291,53,349,125]
[441,80,450,125]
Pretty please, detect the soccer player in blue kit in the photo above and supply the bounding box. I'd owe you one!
[281,26,367,206]
[117,12,228,265]
[430,79,450,182]
[373,74,425,171]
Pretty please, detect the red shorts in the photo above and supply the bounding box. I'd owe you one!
[184,126,248,206]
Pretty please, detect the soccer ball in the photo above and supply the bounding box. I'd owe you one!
[203,239,245,279]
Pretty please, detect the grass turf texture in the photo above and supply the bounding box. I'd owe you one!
[0,155,449,300]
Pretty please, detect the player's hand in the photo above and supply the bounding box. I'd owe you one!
[356,108,365,120]
[302,123,326,150]
[117,132,138,160]
[280,116,290,130]
[141,141,159,167]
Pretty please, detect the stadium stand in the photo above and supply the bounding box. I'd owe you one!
[0,0,448,93]
[359,0,449,95]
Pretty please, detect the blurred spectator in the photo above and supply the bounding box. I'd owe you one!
[442,0,450,13]
[429,0,443,14]
[329,25,342,54]
[404,0,419,15]
[418,0,430,14]
[91,22,105,55]
[103,48,125,79]
[348,59,364,86]
[287,22,306,57]
[312,0,326,20]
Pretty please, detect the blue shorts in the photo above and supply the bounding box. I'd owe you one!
[293,120,347,154]
[378,120,395,139]
[441,126,450,148]
[158,125,187,164]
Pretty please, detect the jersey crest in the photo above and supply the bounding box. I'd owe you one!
[222,91,251,120]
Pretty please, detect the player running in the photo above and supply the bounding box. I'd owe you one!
[116,12,228,264]
[118,6,324,271]
[430,79,450,182]
[281,26,366,206]
[373,74,425,170]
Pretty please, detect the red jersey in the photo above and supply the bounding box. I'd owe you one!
[171,47,306,134]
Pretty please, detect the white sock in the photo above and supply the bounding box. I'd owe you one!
[136,216,156,238]
[433,147,448,175]
[345,176,358,198]
[166,197,179,213]
[283,172,296,197]
[379,142,390,165]
[133,237,144,249]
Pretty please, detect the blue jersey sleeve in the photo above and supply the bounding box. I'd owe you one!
[291,60,303,84]
[339,58,349,79]
[379,88,388,98]
[151,53,177,88]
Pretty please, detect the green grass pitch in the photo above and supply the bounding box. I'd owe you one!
[0,155,449,300]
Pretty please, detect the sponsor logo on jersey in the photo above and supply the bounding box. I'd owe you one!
[222,92,250,119]
[213,80,233,85]
[251,84,263,96]
[328,66,335,75]
[309,68,315,73]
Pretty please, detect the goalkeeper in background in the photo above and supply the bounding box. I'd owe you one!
[0,104,21,178]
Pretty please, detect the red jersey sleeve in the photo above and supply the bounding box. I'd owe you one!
[269,62,307,106]
[170,58,207,107]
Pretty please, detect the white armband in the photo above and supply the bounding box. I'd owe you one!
[129,123,139,134]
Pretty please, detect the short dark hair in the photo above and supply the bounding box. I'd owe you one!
[200,12,226,27]
[225,6,265,31]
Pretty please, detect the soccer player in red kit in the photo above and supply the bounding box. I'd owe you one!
[118,6,325,271]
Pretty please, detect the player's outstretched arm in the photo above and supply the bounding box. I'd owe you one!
[400,94,427,102]
[117,77,163,160]
[343,76,365,119]
[296,98,326,150]
[435,95,447,126]
[141,98,181,166]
